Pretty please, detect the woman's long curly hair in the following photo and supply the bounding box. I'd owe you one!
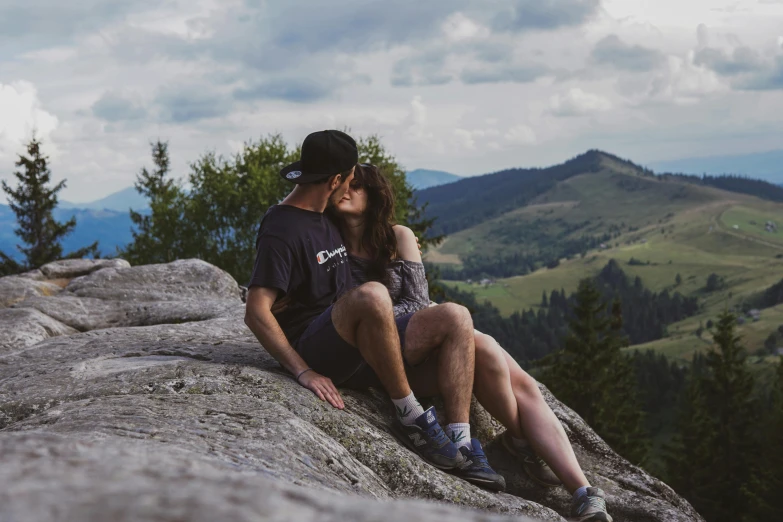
[327,163,397,283]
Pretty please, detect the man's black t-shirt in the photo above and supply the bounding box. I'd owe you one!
[248,204,351,343]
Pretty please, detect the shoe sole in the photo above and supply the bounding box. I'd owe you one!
[390,422,463,471]
[499,435,562,488]
[454,473,506,492]
[567,513,613,522]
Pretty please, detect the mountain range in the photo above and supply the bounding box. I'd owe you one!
[2,155,782,260]
[648,149,783,184]
[406,169,462,190]
[59,187,148,212]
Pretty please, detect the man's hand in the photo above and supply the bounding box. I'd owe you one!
[415,235,422,256]
[298,370,345,409]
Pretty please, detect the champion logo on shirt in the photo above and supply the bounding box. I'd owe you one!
[316,245,347,265]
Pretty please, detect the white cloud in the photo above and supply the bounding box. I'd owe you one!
[504,125,537,145]
[2,0,783,200]
[550,88,613,116]
[441,12,486,42]
[0,81,59,160]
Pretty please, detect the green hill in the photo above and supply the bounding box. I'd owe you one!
[423,151,783,360]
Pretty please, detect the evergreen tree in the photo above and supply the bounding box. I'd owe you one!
[120,140,188,265]
[539,279,648,464]
[0,136,98,275]
[666,311,759,522]
[120,135,438,284]
[742,358,783,521]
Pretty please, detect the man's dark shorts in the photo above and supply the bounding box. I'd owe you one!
[293,305,415,389]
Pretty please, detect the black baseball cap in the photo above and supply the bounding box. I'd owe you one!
[279,130,359,184]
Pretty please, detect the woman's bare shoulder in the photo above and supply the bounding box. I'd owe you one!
[392,225,421,262]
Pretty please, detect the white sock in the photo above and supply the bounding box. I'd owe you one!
[574,486,590,499]
[392,392,425,425]
[445,423,472,449]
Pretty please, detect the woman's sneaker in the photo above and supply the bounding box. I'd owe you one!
[453,438,506,492]
[391,406,465,470]
[570,487,613,522]
[499,431,562,488]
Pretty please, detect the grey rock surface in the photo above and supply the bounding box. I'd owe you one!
[39,258,131,279]
[65,258,242,301]
[0,276,63,307]
[0,432,537,522]
[0,308,77,354]
[0,259,703,522]
[14,295,240,332]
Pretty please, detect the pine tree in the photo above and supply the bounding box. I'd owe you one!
[666,311,759,522]
[742,358,783,521]
[0,136,98,275]
[120,141,188,265]
[540,279,648,464]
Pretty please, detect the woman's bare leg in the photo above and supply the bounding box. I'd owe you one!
[473,332,589,493]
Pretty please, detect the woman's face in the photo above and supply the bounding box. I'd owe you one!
[336,178,368,217]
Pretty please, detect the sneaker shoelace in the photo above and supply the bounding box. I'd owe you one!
[466,448,491,470]
[427,425,450,447]
[578,495,606,514]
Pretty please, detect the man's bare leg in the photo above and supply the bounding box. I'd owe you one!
[331,282,467,470]
[472,332,589,493]
[403,303,475,424]
[331,282,410,399]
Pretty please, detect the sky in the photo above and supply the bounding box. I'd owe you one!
[1,0,782,203]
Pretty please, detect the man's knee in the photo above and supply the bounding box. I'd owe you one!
[438,302,473,332]
[351,282,393,315]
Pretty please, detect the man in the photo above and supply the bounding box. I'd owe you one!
[244,130,503,490]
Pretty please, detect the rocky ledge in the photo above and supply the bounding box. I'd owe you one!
[0,258,703,522]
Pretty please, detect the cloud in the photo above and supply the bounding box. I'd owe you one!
[550,88,612,116]
[504,124,537,145]
[740,55,783,90]
[491,0,600,32]
[591,35,665,71]
[0,81,58,159]
[0,1,162,54]
[694,46,765,76]
[154,86,232,123]
[233,78,334,104]
[91,92,147,122]
[460,64,549,84]
[692,43,783,91]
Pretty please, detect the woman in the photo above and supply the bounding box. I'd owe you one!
[327,164,612,522]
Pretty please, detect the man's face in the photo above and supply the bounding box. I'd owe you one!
[328,166,355,205]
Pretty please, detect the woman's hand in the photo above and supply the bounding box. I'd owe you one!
[271,295,293,316]
[297,370,345,409]
[416,235,422,256]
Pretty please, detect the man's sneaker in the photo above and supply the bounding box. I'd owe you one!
[500,431,562,488]
[453,438,506,492]
[570,487,613,522]
[391,406,465,470]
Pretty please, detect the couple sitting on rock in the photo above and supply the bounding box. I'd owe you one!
[244,130,613,522]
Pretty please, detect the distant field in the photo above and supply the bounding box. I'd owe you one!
[431,176,783,360]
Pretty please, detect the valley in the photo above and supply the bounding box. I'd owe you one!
[422,152,783,362]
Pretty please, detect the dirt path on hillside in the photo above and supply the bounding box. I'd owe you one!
[712,206,783,251]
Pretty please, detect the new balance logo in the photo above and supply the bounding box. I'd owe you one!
[409,433,427,447]
[426,410,435,424]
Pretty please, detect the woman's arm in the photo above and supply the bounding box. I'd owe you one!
[393,225,422,263]
[391,225,429,315]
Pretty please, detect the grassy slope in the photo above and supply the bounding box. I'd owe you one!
[430,156,783,361]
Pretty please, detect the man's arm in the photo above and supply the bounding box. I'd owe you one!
[244,286,344,409]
